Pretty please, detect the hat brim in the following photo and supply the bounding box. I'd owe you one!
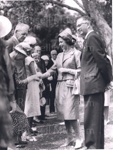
[72,35,76,42]
[14,47,27,56]
[0,16,12,38]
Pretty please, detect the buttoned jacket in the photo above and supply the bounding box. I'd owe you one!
[80,31,107,95]
[48,48,81,82]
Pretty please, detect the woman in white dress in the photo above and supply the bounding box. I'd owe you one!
[24,50,41,128]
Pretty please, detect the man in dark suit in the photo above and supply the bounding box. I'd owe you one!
[6,23,29,54]
[76,16,109,149]
[49,50,58,113]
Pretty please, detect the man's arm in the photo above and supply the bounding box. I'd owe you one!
[89,35,112,84]
[89,35,107,73]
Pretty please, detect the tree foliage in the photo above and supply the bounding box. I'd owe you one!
[0,0,77,53]
[0,0,112,56]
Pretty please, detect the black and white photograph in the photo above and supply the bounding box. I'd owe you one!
[0,0,112,149]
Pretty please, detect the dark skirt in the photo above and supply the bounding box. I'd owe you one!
[15,88,26,111]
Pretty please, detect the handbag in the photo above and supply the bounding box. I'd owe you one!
[40,97,46,106]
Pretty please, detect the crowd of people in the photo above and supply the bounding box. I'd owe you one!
[0,14,113,150]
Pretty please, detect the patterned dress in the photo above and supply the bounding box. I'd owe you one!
[10,56,30,137]
[10,105,30,136]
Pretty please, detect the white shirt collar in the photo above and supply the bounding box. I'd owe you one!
[85,30,94,39]
[52,58,56,64]
[13,35,19,43]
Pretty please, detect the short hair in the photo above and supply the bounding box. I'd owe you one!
[34,45,41,51]
[51,50,57,55]
[77,16,92,25]
[15,23,29,32]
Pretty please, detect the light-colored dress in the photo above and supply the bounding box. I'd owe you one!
[48,48,81,120]
[24,56,41,118]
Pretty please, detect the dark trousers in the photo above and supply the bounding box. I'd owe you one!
[15,88,26,111]
[39,106,46,120]
[0,148,7,150]
[84,92,104,149]
[49,91,55,113]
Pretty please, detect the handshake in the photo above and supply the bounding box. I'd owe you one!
[27,72,43,82]
[19,72,43,84]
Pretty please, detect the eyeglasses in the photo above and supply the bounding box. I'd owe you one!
[77,22,88,28]
[51,54,57,55]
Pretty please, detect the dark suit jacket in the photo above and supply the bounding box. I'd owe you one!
[35,58,47,84]
[0,40,14,100]
[6,35,19,53]
[80,31,107,95]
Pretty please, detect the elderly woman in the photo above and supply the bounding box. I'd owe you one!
[37,29,82,148]
[10,42,39,145]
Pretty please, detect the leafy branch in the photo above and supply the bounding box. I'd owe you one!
[39,0,86,16]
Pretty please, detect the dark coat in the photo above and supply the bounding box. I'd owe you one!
[0,40,14,98]
[80,31,108,95]
[6,35,19,53]
[0,40,14,147]
[35,58,47,88]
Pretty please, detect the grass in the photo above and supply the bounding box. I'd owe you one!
[11,94,113,149]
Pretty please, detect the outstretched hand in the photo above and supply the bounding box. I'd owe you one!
[36,72,43,78]
[58,68,67,73]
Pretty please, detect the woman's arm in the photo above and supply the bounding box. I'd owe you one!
[37,63,57,79]
[29,61,36,75]
[19,61,38,84]
[58,68,81,78]
[19,74,40,84]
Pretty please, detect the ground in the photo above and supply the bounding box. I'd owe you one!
[11,96,113,150]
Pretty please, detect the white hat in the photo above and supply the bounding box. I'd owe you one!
[72,35,76,41]
[24,36,37,45]
[41,55,49,61]
[14,42,32,56]
[0,15,12,38]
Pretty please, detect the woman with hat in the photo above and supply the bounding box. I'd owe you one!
[0,15,14,150]
[10,42,39,147]
[37,29,83,148]
[20,43,42,131]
